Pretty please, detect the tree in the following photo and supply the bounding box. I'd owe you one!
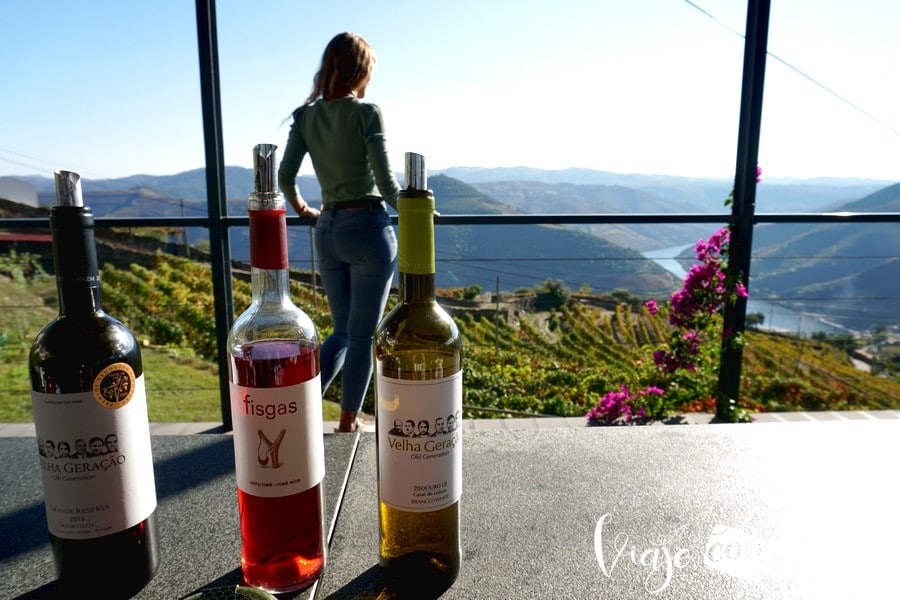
[745,312,765,329]
[462,284,482,300]
[533,279,571,310]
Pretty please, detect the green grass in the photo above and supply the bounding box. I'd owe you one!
[0,276,56,421]
[0,275,342,424]
[141,348,342,422]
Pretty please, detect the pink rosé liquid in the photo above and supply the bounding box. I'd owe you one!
[230,340,325,592]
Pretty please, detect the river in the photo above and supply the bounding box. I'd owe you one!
[643,245,843,336]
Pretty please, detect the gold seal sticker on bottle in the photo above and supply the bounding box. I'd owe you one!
[92,363,136,409]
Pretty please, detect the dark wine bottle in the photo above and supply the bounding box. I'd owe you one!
[227,144,326,593]
[29,170,160,598]
[374,152,463,597]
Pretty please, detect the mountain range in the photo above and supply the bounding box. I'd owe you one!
[5,167,898,330]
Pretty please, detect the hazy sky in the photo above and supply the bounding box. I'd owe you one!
[2,0,899,182]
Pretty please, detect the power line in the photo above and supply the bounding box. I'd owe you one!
[681,0,900,138]
[0,155,48,174]
[765,53,900,137]
[0,147,89,179]
[681,0,745,38]
[0,150,209,216]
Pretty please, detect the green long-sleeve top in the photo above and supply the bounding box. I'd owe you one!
[277,97,400,210]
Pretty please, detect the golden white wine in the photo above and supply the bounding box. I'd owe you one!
[374,153,462,597]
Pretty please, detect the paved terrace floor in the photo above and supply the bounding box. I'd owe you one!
[2,409,899,436]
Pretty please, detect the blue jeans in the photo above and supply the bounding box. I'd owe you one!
[314,203,397,412]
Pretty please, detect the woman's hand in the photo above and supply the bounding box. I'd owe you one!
[291,197,320,218]
[298,204,321,218]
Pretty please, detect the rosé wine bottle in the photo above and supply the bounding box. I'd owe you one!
[227,144,326,593]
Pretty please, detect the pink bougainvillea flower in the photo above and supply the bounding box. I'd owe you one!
[586,385,653,425]
[596,223,750,423]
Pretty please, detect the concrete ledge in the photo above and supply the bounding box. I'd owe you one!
[2,411,899,437]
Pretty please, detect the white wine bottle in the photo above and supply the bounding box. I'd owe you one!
[29,170,160,598]
[227,143,326,593]
[374,152,463,596]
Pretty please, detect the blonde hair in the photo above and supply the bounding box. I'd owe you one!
[305,32,376,104]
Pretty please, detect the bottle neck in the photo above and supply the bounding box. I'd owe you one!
[397,189,436,304]
[248,204,291,304]
[51,206,103,315]
[399,271,435,303]
[250,266,292,304]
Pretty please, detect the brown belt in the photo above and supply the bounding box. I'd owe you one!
[321,198,382,211]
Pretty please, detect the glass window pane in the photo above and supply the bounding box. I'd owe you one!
[757,0,899,335]
[761,0,900,203]
[216,0,746,191]
[0,1,205,211]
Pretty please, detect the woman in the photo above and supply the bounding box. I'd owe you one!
[278,32,400,433]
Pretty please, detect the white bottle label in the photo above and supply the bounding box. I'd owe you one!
[229,376,325,498]
[31,368,157,540]
[376,371,463,512]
